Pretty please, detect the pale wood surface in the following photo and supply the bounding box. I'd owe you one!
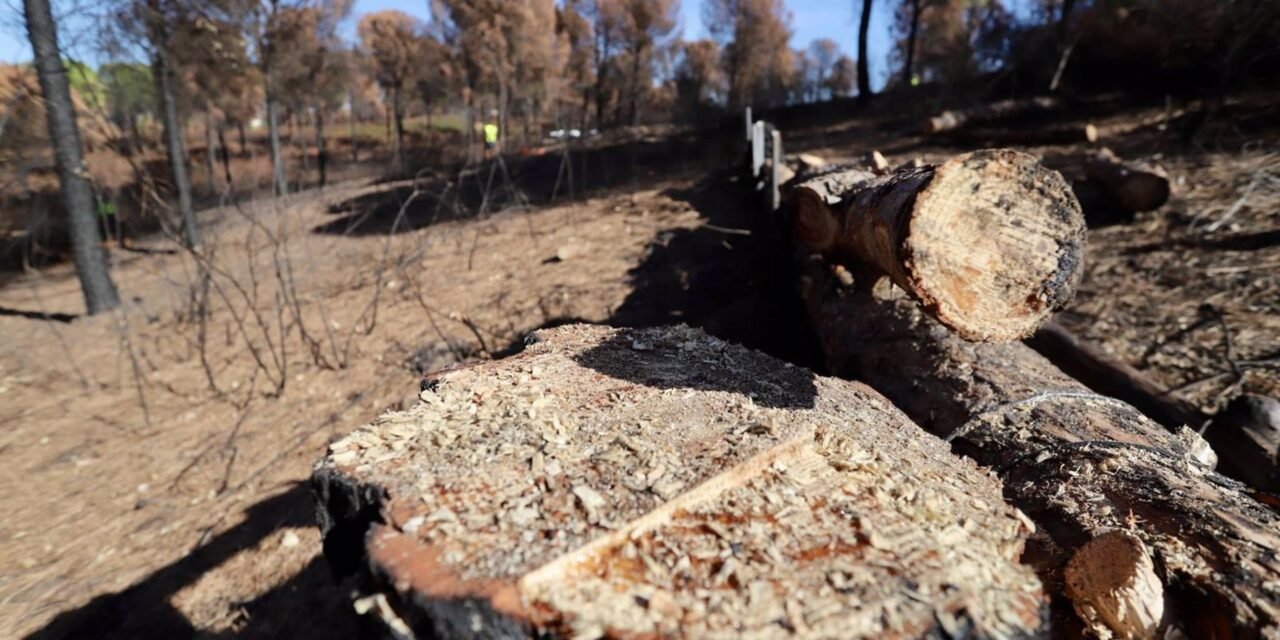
[315,324,1045,639]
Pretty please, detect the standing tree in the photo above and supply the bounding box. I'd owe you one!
[827,54,857,97]
[558,0,595,129]
[138,0,200,247]
[808,37,839,100]
[613,0,678,126]
[704,0,794,110]
[23,0,120,313]
[674,38,724,121]
[899,0,923,86]
[856,0,873,102]
[358,10,417,172]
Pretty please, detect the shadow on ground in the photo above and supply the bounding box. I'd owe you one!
[313,131,740,237]
[25,483,364,640]
[608,170,824,371]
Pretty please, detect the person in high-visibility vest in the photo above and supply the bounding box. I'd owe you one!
[483,122,499,158]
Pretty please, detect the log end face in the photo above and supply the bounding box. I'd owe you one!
[791,187,839,251]
[906,149,1086,342]
[1064,530,1165,639]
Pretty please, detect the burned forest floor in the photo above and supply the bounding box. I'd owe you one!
[1,91,1277,638]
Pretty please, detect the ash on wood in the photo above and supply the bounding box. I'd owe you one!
[790,148,1086,342]
[1084,147,1170,212]
[314,324,1045,639]
[796,264,1280,638]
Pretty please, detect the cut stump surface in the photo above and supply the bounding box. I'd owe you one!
[313,324,1044,639]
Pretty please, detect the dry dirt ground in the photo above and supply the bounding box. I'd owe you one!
[0,99,1276,639]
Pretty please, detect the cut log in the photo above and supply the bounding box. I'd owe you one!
[937,123,1099,147]
[314,324,1045,639]
[924,96,1060,133]
[1063,530,1164,639]
[790,149,1086,342]
[795,263,1280,638]
[1083,147,1170,212]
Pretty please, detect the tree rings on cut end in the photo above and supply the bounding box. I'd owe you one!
[906,149,1085,342]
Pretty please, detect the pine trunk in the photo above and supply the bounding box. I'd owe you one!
[392,85,405,173]
[152,37,198,248]
[23,0,119,313]
[266,85,287,196]
[855,0,875,101]
[315,105,327,188]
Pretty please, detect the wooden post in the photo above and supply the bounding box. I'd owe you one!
[750,121,765,181]
[794,259,1280,638]
[315,324,1046,638]
[769,128,782,211]
[790,149,1086,342]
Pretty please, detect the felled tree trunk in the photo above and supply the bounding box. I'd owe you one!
[795,262,1280,639]
[314,324,1046,639]
[924,96,1061,133]
[1028,321,1280,494]
[790,149,1086,342]
[1084,147,1170,212]
[1027,320,1205,431]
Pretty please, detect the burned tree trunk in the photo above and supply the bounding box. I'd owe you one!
[1084,147,1170,212]
[795,260,1280,638]
[23,0,119,313]
[924,96,1061,133]
[791,149,1086,342]
[315,324,1045,638]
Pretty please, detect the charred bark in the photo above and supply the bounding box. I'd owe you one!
[23,0,119,313]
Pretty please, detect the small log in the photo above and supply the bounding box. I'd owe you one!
[314,324,1046,638]
[925,96,1061,133]
[795,152,827,170]
[1064,531,1164,639]
[790,149,1086,342]
[1084,147,1170,212]
[865,149,889,172]
[1208,395,1280,494]
[795,264,1280,638]
[938,123,1099,147]
[895,157,925,172]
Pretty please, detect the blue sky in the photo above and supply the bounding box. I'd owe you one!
[0,0,1032,89]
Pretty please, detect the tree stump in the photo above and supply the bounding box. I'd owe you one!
[314,324,1045,639]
